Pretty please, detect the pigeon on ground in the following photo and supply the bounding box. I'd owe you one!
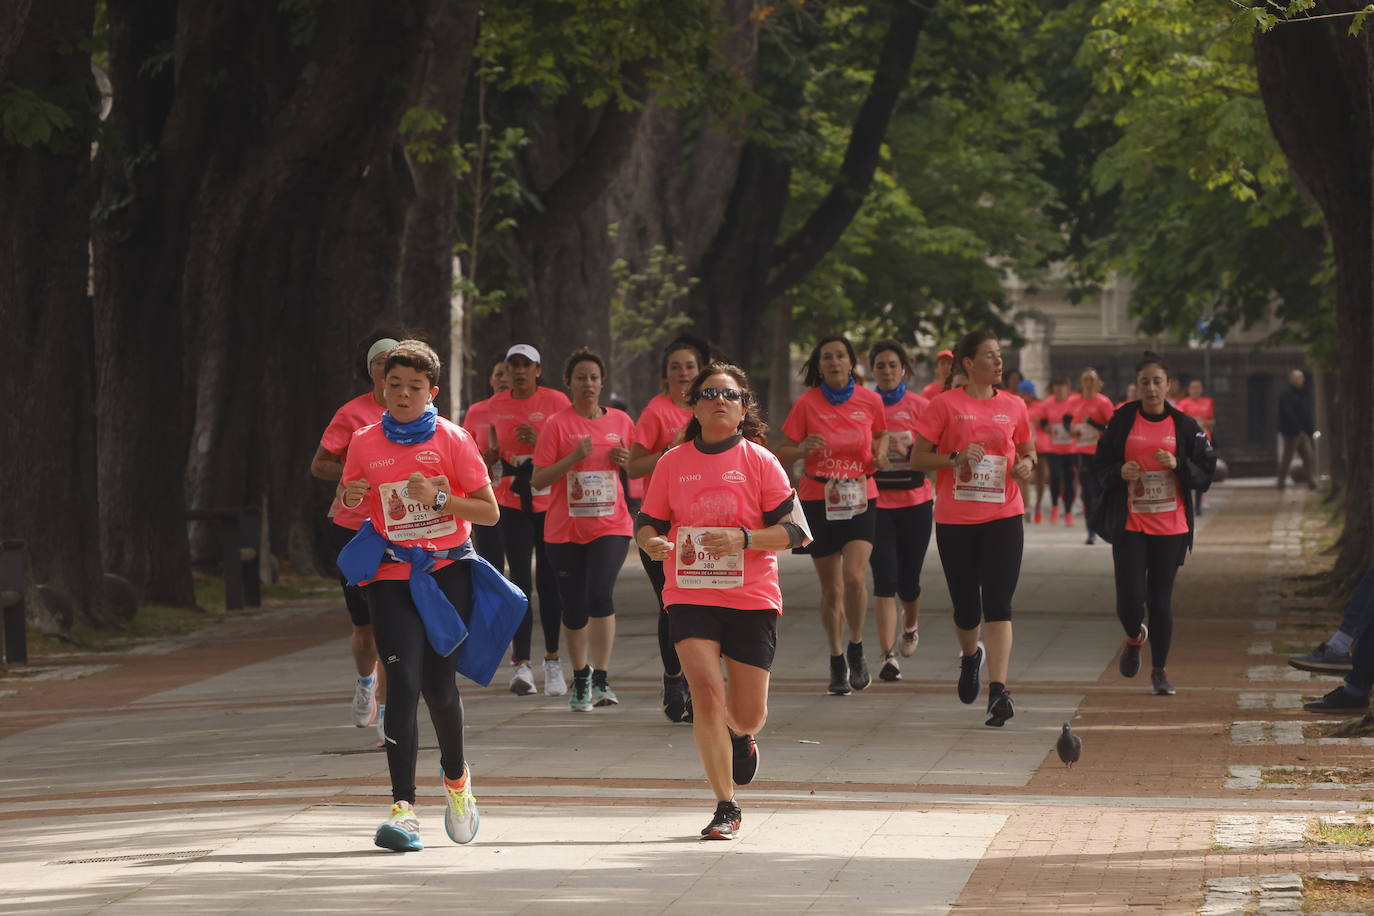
[1056,722,1082,768]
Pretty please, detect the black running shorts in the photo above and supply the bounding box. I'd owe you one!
[667,604,778,671]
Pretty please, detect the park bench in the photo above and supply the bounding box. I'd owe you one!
[185,508,261,610]
[0,541,29,664]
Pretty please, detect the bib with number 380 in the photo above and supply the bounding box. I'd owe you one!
[674,527,744,589]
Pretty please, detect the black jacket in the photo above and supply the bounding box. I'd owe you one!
[1089,401,1216,562]
[1277,385,1314,437]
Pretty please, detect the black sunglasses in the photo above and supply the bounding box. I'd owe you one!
[691,386,743,404]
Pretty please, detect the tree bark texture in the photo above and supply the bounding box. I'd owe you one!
[1255,9,1374,588]
[0,0,108,627]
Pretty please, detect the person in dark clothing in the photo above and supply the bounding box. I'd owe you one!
[1277,369,1317,490]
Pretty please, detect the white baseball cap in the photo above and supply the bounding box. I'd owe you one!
[505,343,541,364]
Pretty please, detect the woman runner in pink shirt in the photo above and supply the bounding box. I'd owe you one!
[627,336,709,722]
[532,350,636,712]
[1040,379,1077,525]
[461,355,509,568]
[911,329,1036,727]
[637,363,807,840]
[1071,368,1115,546]
[1019,380,1050,523]
[777,336,889,696]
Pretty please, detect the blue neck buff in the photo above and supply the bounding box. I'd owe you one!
[820,375,856,405]
[382,405,438,445]
[878,381,907,407]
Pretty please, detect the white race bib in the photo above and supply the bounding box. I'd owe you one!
[511,454,550,497]
[674,527,744,589]
[1050,425,1072,446]
[1075,424,1099,447]
[953,455,1008,503]
[568,469,618,517]
[379,480,458,541]
[886,430,914,462]
[824,477,867,520]
[1129,470,1177,515]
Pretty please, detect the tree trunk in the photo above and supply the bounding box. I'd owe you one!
[0,0,108,627]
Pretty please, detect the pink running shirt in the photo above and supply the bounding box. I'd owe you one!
[1175,397,1215,440]
[913,388,1031,525]
[319,392,386,530]
[1123,411,1189,536]
[1041,394,1076,454]
[533,406,636,544]
[875,390,934,510]
[633,393,692,496]
[781,386,886,502]
[1071,393,1114,455]
[641,438,795,613]
[919,381,944,401]
[1027,399,1053,455]
[341,417,492,583]
[487,387,572,512]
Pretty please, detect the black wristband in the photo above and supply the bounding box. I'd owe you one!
[739,526,752,549]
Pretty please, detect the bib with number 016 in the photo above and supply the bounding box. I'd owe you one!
[379,480,458,540]
[1129,470,1177,515]
[824,477,867,520]
[674,527,744,589]
[953,455,1008,503]
[511,454,550,496]
[567,469,618,517]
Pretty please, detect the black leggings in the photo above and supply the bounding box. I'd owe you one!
[545,536,630,630]
[365,562,471,804]
[639,548,681,676]
[473,522,504,571]
[1046,453,1076,512]
[935,515,1024,630]
[498,506,562,660]
[1076,453,1101,533]
[869,501,934,601]
[1111,531,1186,669]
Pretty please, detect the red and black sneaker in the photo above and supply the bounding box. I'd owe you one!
[731,732,760,786]
[701,800,743,840]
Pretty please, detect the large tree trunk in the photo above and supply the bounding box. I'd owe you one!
[0,0,108,627]
[1254,8,1374,589]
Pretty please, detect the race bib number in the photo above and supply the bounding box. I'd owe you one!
[886,431,914,463]
[1129,470,1177,515]
[1075,424,1099,447]
[511,454,550,497]
[824,477,867,520]
[568,469,617,517]
[953,455,1008,503]
[1050,425,1072,446]
[379,480,458,541]
[674,527,744,589]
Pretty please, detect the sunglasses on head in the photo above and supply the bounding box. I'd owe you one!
[691,386,743,404]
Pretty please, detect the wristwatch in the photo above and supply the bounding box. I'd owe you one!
[948,450,960,467]
[432,489,449,513]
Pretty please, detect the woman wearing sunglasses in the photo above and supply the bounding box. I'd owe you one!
[636,364,808,840]
[776,335,888,696]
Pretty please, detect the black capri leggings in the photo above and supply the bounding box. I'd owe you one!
[364,560,471,804]
[869,501,934,601]
[935,515,1024,631]
[1111,531,1186,669]
[545,536,631,631]
[1046,453,1076,513]
[325,521,371,627]
[639,548,682,675]
[1076,453,1101,533]
[499,506,563,660]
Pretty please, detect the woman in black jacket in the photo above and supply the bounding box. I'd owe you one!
[1091,352,1216,696]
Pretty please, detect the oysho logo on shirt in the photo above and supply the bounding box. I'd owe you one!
[955,413,978,421]
[415,450,442,464]
[369,457,395,469]
[678,473,701,483]
[722,470,747,483]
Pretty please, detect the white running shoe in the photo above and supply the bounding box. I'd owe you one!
[375,704,387,748]
[351,669,378,727]
[443,766,480,845]
[543,658,567,696]
[374,801,422,852]
[509,663,536,696]
[899,626,920,658]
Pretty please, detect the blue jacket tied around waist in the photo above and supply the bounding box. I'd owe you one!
[337,521,528,687]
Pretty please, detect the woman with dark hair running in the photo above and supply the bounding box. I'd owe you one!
[867,339,934,680]
[637,363,807,840]
[628,335,710,722]
[1041,378,1077,526]
[1091,352,1216,696]
[776,336,888,695]
[910,329,1035,727]
[1071,368,1114,545]
[532,350,636,712]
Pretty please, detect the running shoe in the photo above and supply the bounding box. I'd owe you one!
[1119,623,1148,678]
[957,643,985,704]
[1288,642,1355,674]
[374,801,423,852]
[1085,532,1097,546]
[701,800,742,840]
[828,654,851,696]
[375,704,387,748]
[442,766,479,845]
[509,663,536,696]
[878,653,901,682]
[663,674,691,723]
[352,669,378,728]
[569,676,593,712]
[543,658,567,696]
[591,682,619,707]
[731,732,760,786]
[1150,668,1176,696]
[847,642,871,691]
[1033,511,1043,524]
[985,688,1015,727]
[1064,511,1074,527]
[899,626,919,658]
[1303,685,1371,713]
[1050,506,1060,524]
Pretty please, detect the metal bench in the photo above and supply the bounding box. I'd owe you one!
[0,541,29,664]
[185,508,261,610]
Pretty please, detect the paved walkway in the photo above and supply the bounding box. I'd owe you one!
[0,482,1367,914]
